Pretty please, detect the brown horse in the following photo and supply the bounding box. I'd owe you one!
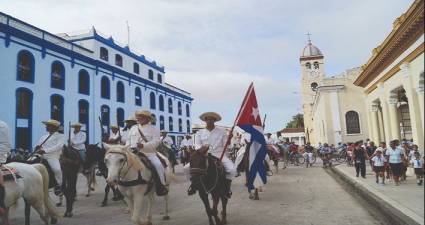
[189,151,228,225]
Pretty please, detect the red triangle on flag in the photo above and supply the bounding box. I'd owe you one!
[235,83,262,127]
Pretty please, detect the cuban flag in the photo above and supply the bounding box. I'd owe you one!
[235,83,267,191]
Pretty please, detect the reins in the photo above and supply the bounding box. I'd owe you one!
[190,156,220,194]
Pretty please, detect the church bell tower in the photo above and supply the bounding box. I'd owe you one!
[300,35,324,144]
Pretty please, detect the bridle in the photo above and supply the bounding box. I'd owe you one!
[106,150,133,182]
[190,155,219,194]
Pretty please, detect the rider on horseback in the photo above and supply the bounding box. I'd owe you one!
[35,119,65,195]
[128,110,168,196]
[70,123,89,173]
[186,112,236,199]
[0,120,11,214]
[121,116,137,146]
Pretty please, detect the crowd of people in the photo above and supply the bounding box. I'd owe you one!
[336,139,424,186]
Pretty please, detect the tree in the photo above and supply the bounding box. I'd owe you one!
[285,113,304,128]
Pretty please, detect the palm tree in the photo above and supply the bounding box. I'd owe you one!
[285,113,304,128]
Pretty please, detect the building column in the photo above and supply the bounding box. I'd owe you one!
[400,63,424,149]
[378,83,391,143]
[370,103,381,144]
[387,93,400,141]
[417,74,424,135]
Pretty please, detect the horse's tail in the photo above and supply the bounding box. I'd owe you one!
[32,164,60,219]
[156,152,178,183]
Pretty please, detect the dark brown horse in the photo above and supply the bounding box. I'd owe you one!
[189,151,228,225]
[59,145,81,217]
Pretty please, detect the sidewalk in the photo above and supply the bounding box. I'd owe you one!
[331,163,424,225]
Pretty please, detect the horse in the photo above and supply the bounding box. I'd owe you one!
[180,146,191,166]
[189,150,229,225]
[59,145,81,217]
[104,144,173,225]
[88,143,124,207]
[2,162,58,225]
[156,142,177,173]
[267,144,281,173]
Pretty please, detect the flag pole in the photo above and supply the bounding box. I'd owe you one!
[219,83,253,161]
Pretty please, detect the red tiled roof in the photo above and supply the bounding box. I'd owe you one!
[280,128,305,133]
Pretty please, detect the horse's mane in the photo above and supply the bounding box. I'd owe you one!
[106,145,145,171]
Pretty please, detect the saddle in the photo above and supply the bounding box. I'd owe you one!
[207,154,225,174]
[132,151,168,196]
[1,167,22,181]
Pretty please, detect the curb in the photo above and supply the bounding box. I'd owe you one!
[330,165,423,225]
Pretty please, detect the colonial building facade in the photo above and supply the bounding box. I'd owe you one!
[0,12,193,150]
[300,40,369,146]
[354,0,424,150]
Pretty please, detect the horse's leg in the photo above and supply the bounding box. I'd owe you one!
[212,195,221,225]
[130,193,143,225]
[28,198,49,225]
[3,207,10,225]
[101,184,110,207]
[143,192,153,225]
[221,197,228,225]
[199,191,214,225]
[162,187,170,220]
[85,172,91,197]
[24,199,30,225]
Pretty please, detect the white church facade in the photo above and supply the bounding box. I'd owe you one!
[0,12,193,150]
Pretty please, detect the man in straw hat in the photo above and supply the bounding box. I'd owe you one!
[35,119,65,195]
[129,109,168,196]
[121,116,137,146]
[70,123,88,172]
[186,112,236,198]
[108,125,121,144]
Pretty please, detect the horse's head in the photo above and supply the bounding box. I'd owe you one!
[103,144,135,186]
[189,150,207,179]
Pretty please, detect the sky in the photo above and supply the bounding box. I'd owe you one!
[0,0,413,132]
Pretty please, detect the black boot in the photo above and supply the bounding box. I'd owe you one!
[0,185,5,214]
[224,179,232,199]
[151,169,168,196]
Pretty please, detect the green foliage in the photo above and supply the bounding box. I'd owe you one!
[285,113,304,128]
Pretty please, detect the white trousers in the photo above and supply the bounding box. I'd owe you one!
[184,155,236,180]
[45,157,62,185]
[148,155,166,185]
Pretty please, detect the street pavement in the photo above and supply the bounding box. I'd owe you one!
[9,162,386,225]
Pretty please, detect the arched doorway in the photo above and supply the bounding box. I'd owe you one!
[15,88,33,150]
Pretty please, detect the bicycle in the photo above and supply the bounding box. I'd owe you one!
[287,151,305,166]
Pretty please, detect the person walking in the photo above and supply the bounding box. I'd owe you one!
[411,151,423,186]
[385,140,406,186]
[352,141,369,178]
[371,148,386,185]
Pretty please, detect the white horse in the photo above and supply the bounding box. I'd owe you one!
[104,144,173,225]
[2,162,58,225]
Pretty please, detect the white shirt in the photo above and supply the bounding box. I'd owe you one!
[129,123,160,156]
[37,132,65,159]
[161,136,174,148]
[181,139,193,148]
[385,147,404,164]
[71,131,86,150]
[265,137,274,145]
[0,120,11,163]
[411,158,423,169]
[195,127,227,158]
[371,155,386,167]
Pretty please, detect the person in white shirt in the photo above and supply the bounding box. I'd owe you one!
[180,135,194,149]
[108,125,121,144]
[187,112,236,198]
[128,110,167,196]
[0,120,11,212]
[160,130,174,148]
[121,116,137,146]
[411,151,423,186]
[371,148,386,185]
[35,119,65,195]
[385,140,406,186]
[70,123,86,161]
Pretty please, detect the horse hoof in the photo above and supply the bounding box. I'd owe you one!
[162,216,170,220]
[86,194,90,197]
[51,217,58,224]
[90,187,95,191]
[64,212,73,217]
[56,202,62,207]
[101,202,107,207]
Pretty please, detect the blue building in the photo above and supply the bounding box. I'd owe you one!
[0,12,193,150]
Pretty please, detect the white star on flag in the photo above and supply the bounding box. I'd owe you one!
[251,107,259,120]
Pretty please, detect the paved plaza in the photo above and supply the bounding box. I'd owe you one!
[9,163,386,225]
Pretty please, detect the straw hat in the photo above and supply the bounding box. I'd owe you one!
[199,112,221,122]
[124,116,137,123]
[42,119,61,127]
[71,123,83,128]
[110,125,119,129]
[160,130,168,134]
[135,110,152,119]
